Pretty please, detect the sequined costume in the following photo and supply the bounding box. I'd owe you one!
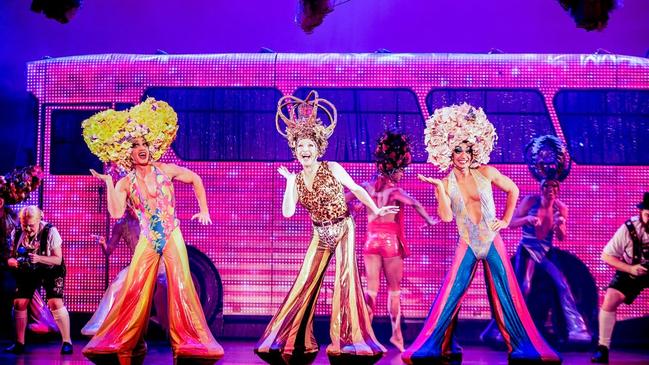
[363,221,406,258]
[402,170,561,364]
[515,198,589,339]
[81,212,168,336]
[255,162,385,364]
[82,166,223,364]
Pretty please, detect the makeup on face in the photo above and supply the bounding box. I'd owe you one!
[453,145,474,155]
[296,138,319,164]
[131,138,150,163]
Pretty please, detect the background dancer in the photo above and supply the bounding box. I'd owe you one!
[5,205,73,355]
[481,135,591,345]
[591,192,649,363]
[348,131,437,352]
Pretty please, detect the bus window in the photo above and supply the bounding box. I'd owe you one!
[555,89,649,165]
[294,88,425,162]
[50,109,104,175]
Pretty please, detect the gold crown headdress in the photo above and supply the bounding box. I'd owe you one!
[275,91,338,156]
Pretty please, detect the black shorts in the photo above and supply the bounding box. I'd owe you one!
[14,263,66,300]
[608,270,649,305]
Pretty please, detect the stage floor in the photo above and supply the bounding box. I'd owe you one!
[1,340,648,365]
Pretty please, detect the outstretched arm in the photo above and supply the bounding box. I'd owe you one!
[329,162,398,216]
[277,166,298,218]
[159,163,211,224]
[90,169,128,219]
[418,174,452,222]
[345,181,369,215]
[392,188,438,225]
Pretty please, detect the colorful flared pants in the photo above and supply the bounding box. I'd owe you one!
[82,227,223,364]
[255,217,385,364]
[402,236,561,364]
[81,262,168,336]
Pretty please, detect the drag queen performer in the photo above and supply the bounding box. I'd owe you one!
[348,132,437,352]
[81,167,168,336]
[482,135,590,345]
[254,91,396,365]
[81,98,223,364]
[403,103,561,364]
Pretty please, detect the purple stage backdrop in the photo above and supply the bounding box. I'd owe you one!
[3,1,649,172]
[24,53,649,324]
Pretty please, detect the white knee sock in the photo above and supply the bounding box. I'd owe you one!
[14,309,27,344]
[598,309,616,348]
[51,306,72,343]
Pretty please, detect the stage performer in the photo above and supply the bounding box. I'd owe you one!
[81,98,223,364]
[5,205,73,355]
[403,103,562,364]
[1,166,59,339]
[255,91,396,365]
[482,135,591,345]
[81,177,168,336]
[1,166,63,351]
[591,192,649,364]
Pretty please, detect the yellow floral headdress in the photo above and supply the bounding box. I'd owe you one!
[424,103,497,171]
[82,98,178,170]
[275,91,337,157]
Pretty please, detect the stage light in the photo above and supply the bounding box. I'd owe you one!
[558,0,619,31]
[296,0,334,34]
[31,0,81,24]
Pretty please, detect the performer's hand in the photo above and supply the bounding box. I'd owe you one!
[489,219,509,232]
[28,253,41,264]
[375,205,399,216]
[629,264,648,277]
[90,169,113,184]
[277,166,296,181]
[191,211,213,225]
[526,216,542,226]
[427,217,440,226]
[419,219,440,230]
[91,234,107,253]
[7,258,18,269]
[418,174,443,188]
[554,213,566,226]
